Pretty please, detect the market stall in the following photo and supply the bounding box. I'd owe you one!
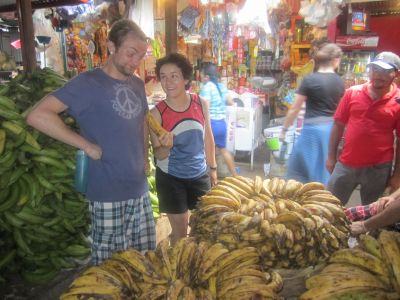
[1,0,400,299]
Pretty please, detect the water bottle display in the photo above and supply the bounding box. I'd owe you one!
[74,150,89,193]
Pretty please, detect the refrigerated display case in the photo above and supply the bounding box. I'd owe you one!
[336,35,378,88]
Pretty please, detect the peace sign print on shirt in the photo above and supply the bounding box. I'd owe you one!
[111,83,142,119]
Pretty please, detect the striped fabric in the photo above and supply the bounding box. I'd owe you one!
[199,81,228,120]
[89,192,156,265]
[286,121,333,186]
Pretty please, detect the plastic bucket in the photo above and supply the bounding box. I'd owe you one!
[264,126,296,161]
[264,127,281,151]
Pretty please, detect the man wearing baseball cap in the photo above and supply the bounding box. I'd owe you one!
[326,51,400,206]
[369,51,400,71]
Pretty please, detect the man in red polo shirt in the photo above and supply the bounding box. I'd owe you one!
[326,52,400,206]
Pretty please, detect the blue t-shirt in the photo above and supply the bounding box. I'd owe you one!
[53,68,148,202]
[200,81,228,120]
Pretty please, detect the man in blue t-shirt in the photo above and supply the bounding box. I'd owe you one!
[26,20,155,265]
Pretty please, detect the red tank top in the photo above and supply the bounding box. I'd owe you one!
[155,93,204,131]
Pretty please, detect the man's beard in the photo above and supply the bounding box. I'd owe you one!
[115,63,133,77]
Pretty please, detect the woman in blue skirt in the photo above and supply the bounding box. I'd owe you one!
[279,43,345,185]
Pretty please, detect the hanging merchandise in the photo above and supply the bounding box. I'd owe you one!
[299,0,344,27]
[236,0,278,35]
[33,10,64,73]
[227,28,235,51]
[151,32,165,59]
[198,8,212,39]
[291,58,315,87]
[66,28,86,73]
[246,38,257,76]
[223,9,230,40]
[129,0,154,39]
[212,13,223,60]
[236,37,244,64]
[202,39,213,61]
[56,7,79,21]
[93,22,108,66]
[178,5,200,33]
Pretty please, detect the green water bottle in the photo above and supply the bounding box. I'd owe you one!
[74,150,89,193]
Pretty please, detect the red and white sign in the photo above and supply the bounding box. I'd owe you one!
[336,36,379,49]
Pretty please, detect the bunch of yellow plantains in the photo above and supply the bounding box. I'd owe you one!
[300,230,400,299]
[190,176,350,268]
[61,237,284,300]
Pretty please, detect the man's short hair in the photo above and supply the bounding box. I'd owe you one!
[108,19,147,49]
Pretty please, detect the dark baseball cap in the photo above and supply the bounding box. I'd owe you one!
[368,52,400,71]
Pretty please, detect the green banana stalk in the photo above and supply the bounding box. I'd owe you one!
[0,129,5,155]
[0,69,92,285]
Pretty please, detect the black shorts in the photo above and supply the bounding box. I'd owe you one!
[155,168,211,214]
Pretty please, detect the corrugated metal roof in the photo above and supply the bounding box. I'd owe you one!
[0,0,89,13]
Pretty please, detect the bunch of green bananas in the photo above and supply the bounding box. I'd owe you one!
[189,176,350,269]
[147,143,160,219]
[61,237,283,299]
[147,175,160,219]
[300,230,400,299]
[0,67,67,113]
[0,70,90,285]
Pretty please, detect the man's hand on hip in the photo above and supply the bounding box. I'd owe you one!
[84,143,102,160]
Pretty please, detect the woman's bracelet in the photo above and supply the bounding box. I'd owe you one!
[281,127,289,132]
[209,165,217,170]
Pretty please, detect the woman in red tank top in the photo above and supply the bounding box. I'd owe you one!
[148,53,217,246]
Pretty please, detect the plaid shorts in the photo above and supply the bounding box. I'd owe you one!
[344,204,377,222]
[89,192,156,265]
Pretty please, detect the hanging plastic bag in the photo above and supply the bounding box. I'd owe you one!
[199,9,212,39]
[179,5,200,32]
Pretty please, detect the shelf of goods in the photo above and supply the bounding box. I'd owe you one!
[290,43,312,68]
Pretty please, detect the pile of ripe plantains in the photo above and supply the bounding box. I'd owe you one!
[61,237,284,300]
[190,176,350,269]
[300,230,400,299]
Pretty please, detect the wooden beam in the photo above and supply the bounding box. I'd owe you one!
[165,0,177,54]
[0,0,88,13]
[16,0,37,73]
